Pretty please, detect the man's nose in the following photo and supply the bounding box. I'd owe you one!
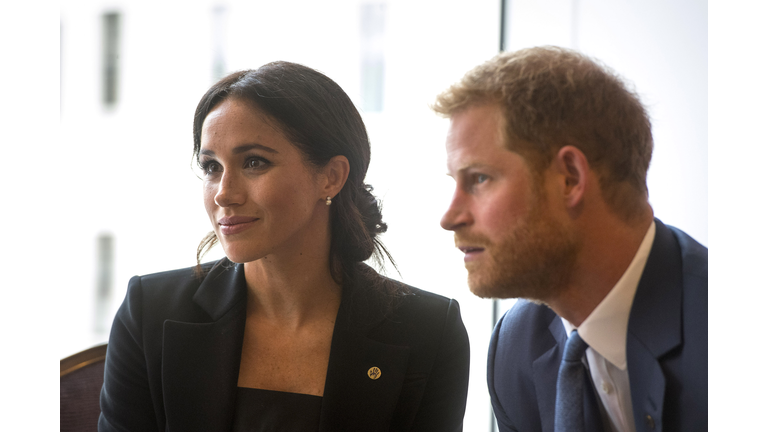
[441,189,472,231]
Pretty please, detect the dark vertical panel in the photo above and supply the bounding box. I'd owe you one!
[95,233,114,334]
[60,20,63,114]
[102,12,120,107]
[499,0,507,52]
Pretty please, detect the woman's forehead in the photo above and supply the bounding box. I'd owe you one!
[201,100,293,151]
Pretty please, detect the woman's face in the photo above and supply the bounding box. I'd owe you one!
[199,98,329,264]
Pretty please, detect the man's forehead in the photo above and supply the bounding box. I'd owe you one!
[445,105,509,173]
[447,104,502,135]
[445,144,519,180]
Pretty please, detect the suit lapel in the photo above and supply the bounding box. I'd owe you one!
[532,313,566,432]
[162,260,247,432]
[627,220,683,432]
[319,267,411,432]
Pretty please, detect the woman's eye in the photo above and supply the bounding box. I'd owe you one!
[245,157,269,169]
[200,161,218,174]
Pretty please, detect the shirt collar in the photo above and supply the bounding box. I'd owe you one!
[562,221,656,370]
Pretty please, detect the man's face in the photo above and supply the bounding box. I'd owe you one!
[440,104,578,301]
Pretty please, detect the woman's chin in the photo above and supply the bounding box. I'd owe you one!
[221,247,264,265]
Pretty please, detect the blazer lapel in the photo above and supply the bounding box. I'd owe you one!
[532,314,566,432]
[162,260,247,432]
[319,268,411,432]
[626,220,683,432]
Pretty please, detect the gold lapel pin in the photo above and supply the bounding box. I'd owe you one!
[367,366,381,380]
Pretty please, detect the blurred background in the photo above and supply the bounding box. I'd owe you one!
[54,0,706,430]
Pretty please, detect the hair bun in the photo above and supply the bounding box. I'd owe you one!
[358,184,387,236]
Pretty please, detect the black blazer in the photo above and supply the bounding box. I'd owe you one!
[98,259,470,432]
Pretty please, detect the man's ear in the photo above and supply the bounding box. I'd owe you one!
[321,155,350,198]
[553,145,590,209]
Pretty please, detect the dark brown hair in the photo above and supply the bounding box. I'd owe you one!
[193,62,395,286]
[433,46,653,221]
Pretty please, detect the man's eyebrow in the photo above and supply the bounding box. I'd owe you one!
[199,143,279,157]
[446,163,491,177]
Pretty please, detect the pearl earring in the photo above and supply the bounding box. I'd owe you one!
[326,196,332,206]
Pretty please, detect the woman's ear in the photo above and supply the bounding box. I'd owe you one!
[553,145,590,209]
[321,155,350,198]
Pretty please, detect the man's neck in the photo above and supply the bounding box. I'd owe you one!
[546,209,653,327]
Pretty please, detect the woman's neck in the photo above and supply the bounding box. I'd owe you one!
[242,243,341,329]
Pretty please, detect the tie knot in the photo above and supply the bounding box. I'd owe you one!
[563,330,589,362]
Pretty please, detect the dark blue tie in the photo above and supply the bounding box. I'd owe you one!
[555,330,590,432]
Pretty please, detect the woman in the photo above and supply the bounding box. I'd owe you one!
[98,62,470,432]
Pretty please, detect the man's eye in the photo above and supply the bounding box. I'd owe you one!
[476,174,489,184]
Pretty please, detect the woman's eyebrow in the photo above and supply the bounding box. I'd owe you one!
[199,143,279,157]
[233,143,279,154]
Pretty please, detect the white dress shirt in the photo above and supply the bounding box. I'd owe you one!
[562,222,655,432]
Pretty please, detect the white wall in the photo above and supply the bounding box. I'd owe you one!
[53,0,706,430]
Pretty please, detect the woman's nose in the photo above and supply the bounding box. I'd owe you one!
[214,171,246,207]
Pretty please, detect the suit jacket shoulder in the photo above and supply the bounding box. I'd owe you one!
[323,267,470,431]
[99,259,247,432]
[99,259,470,432]
[626,220,707,431]
[670,225,707,281]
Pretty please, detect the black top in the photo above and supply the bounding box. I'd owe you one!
[232,387,322,432]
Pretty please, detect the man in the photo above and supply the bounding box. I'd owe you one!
[433,47,707,432]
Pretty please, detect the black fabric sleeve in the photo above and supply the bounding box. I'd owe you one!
[409,299,471,432]
[98,276,160,432]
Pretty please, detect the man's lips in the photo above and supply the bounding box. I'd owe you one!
[218,216,259,235]
[458,246,485,254]
[457,245,485,262]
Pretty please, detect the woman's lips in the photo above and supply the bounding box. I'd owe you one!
[218,216,259,235]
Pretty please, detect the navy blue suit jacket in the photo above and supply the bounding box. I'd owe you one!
[487,219,707,432]
[98,260,470,432]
